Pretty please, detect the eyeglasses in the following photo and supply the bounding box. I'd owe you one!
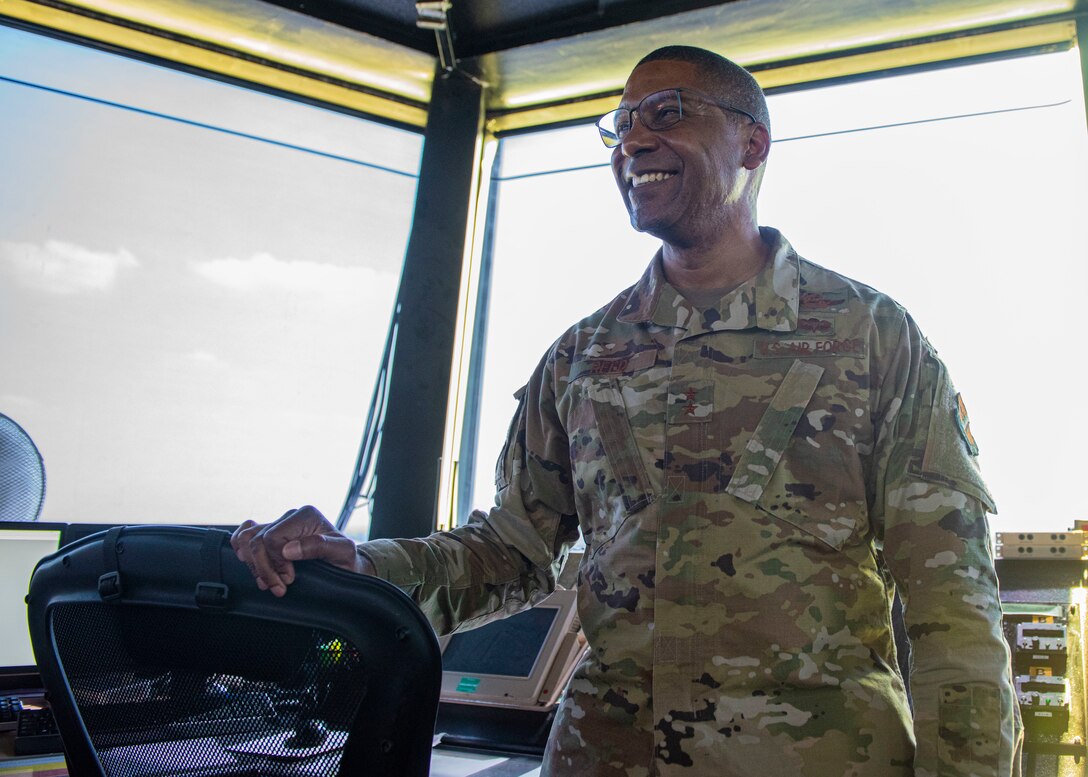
[596,88,757,148]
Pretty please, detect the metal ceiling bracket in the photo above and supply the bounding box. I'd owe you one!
[416,1,456,72]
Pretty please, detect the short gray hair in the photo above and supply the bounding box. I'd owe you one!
[636,45,770,133]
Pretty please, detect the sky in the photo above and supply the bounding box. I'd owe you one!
[0,24,421,529]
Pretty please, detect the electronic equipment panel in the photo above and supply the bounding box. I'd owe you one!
[0,522,62,673]
[434,587,587,756]
[997,529,1088,777]
[438,588,584,710]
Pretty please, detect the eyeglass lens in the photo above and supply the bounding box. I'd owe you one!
[599,90,683,147]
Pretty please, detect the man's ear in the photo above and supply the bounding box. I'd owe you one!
[743,123,771,170]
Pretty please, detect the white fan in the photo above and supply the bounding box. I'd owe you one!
[0,413,46,521]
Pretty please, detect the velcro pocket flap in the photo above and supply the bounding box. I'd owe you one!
[726,360,825,503]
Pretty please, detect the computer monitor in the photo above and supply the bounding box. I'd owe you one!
[0,522,63,688]
[438,588,585,710]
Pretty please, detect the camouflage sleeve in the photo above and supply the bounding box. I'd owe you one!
[358,347,581,636]
[871,313,1023,777]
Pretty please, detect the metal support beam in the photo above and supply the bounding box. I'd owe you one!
[370,66,485,540]
[454,143,502,527]
[1078,11,1088,132]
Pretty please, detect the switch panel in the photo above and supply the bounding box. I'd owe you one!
[1016,674,1072,732]
[1016,622,1070,676]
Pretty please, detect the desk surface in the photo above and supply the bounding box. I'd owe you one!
[0,753,66,777]
[430,749,541,777]
[0,744,541,777]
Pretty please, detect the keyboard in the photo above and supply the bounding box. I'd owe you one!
[14,704,63,756]
[0,695,21,732]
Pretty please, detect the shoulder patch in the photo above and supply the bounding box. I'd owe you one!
[956,393,980,456]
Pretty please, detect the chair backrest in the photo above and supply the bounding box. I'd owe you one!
[0,413,46,521]
[26,525,441,777]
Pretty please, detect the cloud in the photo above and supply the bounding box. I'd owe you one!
[184,350,223,365]
[0,395,41,416]
[0,240,139,295]
[191,252,392,297]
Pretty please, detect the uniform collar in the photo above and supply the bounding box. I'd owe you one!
[617,226,800,334]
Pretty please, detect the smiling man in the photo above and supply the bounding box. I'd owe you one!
[234,46,1022,776]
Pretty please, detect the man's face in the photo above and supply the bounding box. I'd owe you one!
[610,60,754,246]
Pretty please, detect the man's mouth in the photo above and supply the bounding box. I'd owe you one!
[628,171,676,188]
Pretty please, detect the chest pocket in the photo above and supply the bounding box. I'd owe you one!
[569,350,657,553]
[726,360,867,552]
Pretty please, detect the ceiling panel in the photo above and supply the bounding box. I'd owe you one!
[256,0,750,57]
[3,0,1079,129]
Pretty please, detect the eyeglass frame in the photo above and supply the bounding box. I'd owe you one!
[596,88,758,149]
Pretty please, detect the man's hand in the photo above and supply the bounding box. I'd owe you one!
[231,505,375,597]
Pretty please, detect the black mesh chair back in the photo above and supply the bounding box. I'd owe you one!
[0,413,46,521]
[27,525,441,777]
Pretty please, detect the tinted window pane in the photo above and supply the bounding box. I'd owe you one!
[466,50,1088,536]
[0,25,422,530]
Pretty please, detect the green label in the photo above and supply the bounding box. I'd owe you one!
[456,677,481,693]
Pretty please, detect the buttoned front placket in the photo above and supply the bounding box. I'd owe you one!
[653,306,711,720]
[616,233,801,770]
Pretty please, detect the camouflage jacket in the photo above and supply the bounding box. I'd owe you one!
[361,228,1022,776]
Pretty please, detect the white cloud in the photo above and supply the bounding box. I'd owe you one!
[0,240,139,295]
[191,252,391,297]
[184,350,223,365]
[0,395,42,416]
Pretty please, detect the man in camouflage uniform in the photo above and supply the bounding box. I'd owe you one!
[234,46,1022,776]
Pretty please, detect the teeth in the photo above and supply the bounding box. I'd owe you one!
[630,171,674,187]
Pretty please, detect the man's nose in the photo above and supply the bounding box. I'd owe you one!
[619,112,658,156]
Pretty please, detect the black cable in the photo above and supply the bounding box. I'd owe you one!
[774,98,1071,143]
[336,305,399,532]
[0,74,419,178]
[492,99,1072,182]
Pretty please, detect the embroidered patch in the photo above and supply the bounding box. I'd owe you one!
[956,393,980,456]
[798,290,847,311]
[752,338,864,359]
[571,349,657,379]
[667,380,713,424]
[797,316,835,336]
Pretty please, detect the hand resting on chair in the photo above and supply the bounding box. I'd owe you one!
[231,505,375,597]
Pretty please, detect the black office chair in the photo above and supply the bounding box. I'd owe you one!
[26,525,441,777]
[0,413,46,521]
